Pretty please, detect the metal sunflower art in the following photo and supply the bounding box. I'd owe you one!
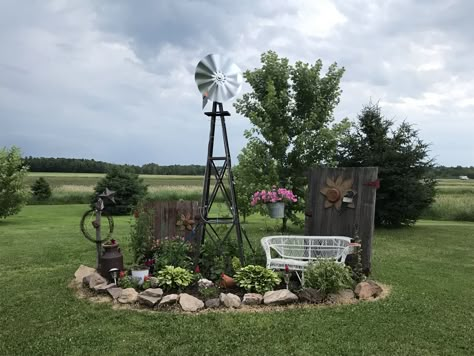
[176,213,195,231]
[320,176,357,210]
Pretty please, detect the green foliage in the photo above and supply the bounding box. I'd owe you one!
[234,265,281,294]
[153,236,192,271]
[117,275,140,289]
[305,260,353,296]
[0,146,29,219]
[338,103,437,227]
[234,50,348,228]
[31,177,51,201]
[156,266,193,291]
[200,237,239,280]
[198,286,220,300]
[129,204,154,264]
[92,167,148,215]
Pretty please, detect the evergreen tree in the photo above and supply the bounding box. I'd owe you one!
[31,177,52,201]
[92,167,148,215]
[338,103,437,227]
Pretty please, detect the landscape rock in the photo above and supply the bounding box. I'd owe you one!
[93,283,116,293]
[220,293,241,308]
[242,293,263,305]
[107,287,123,300]
[138,294,161,307]
[297,288,324,304]
[141,288,163,299]
[149,277,160,288]
[159,294,180,306]
[263,289,298,305]
[355,281,383,300]
[326,289,356,304]
[83,273,107,289]
[205,298,220,308]
[74,265,96,284]
[198,278,214,289]
[117,288,139,304]
[179,293,204,312]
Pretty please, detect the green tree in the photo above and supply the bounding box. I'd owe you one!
[0,146,29,219]
[31,177,52,201]
[337,102,437,227]
[234,51,348,226]
[92,167,148,215]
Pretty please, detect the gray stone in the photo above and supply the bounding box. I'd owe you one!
[263,289,298,305]
[198,278,214,289]
[74,265,96,284]
[326,289,355,304]
[138,294,161,307]
[355,281,382,300]
[242,293,263,305]
[117,288,139,304]
[159,294,179,306]
[141,288,163,299]
[93,283,116,293]
[107,287,123,300]
[220,293,241,308]
[83,273,107,289]
[205,298,220,308]
[179,293,204,312]
[297,288,324,304]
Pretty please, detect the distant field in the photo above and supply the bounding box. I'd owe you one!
[25,172,204,188]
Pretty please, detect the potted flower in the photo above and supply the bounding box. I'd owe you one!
[131,264,150,285]
[251,186,298,218]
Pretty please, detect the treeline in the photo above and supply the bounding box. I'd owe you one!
[432,166,474,179]
[23,157,205,175]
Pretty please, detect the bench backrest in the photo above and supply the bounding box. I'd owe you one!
[261,235,351,261]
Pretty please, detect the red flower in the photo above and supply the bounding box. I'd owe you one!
[144,275,150,281]
[119,271,125,278]
[195,265,200,274]
[110,239,116,245]
[285,264,290,273]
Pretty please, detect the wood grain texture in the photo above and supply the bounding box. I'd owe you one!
[305,167,378,273]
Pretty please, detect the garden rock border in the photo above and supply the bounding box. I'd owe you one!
[70,265,391,314]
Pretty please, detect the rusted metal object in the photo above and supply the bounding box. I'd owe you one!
[99,243,124,279]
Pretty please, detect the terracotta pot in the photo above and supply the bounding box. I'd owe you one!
[220,273,236,288]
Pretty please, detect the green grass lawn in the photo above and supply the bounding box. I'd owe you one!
[1,205,473,355]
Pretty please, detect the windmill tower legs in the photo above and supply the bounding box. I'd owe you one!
[199,102,246,264]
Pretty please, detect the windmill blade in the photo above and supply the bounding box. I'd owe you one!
[194,54,243,104]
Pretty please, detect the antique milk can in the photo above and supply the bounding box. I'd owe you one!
[99,242,124,279]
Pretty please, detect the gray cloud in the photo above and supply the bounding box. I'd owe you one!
[0,0,473,166]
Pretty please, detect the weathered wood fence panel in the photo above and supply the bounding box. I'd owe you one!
[146,201,200,241]
[305,167,378,273]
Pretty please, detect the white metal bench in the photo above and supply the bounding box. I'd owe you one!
[261,235,353,284]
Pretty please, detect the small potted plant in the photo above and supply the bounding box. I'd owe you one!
[251,186,298,218]
[131,264,149,285]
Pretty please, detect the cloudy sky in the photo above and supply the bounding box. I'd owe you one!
[1,0,473,166]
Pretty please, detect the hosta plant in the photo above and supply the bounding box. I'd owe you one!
[156,266,193,291]
[234,265,281,294]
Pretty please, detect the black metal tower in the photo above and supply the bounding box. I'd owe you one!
[199,101,245,264]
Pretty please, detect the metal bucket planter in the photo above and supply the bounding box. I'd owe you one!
[267,202,285,218]
[131,267,149,285]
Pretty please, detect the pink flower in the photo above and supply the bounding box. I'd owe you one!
[285,264,290,273]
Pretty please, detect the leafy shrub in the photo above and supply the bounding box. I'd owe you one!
[198,286,220,300]
[200,237,239,280]
[92,167,147,215]
[31,177,51,201]
[305,260,352,296]
[156,266,193,291]
[0,146,29,219]
[153,236,192,271]
[129,204,155,265]
[234,265,281,294]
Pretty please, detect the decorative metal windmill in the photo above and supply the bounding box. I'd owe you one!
[194,54,252,264]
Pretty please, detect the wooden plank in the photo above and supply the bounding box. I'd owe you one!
[305,167,378,274]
